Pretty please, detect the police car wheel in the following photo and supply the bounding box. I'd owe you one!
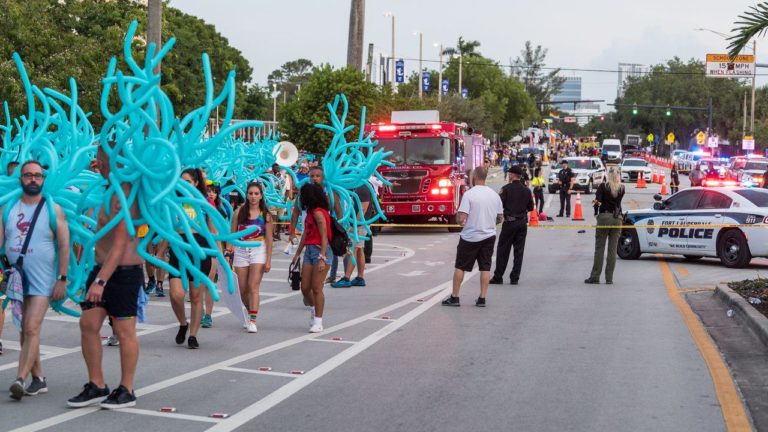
[718,230,751,268]
[617,229,641,260]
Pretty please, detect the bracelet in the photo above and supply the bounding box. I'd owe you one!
[318,255,327,262]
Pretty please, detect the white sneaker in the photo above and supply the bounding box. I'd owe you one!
[309,323,323,333]
[247,321,258,333]
[107,335,119,346]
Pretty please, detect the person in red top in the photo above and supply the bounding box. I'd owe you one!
[291,183,332,333]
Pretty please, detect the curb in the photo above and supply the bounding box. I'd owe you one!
[715,284,768,348]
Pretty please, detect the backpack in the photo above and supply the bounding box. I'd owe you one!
[329,216,350,256]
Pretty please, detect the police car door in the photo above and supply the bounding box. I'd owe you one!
[592,158,605,187]
[652,189,705,253]
[685,190,733,255]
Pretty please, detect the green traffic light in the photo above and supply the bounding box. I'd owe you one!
[632,108,638,115]
[665,110,671,116]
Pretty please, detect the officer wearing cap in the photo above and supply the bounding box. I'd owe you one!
[490,165,533,285]
[557,159,575,217]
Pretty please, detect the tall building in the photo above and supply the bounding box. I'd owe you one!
[552,77,582,111]
[617,63,646,98]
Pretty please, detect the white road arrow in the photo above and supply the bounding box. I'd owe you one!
[398,271,426,277]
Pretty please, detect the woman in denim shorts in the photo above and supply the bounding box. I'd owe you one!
[291,183,332,333]
[228,182,272,333]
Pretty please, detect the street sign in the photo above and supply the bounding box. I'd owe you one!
[667,132,675,143]
[563,117,577,123]
[441,79,449,95]
[421,71,431,92]
[461,88,469,99]
[646,133,654,143]
[395,59,404,83]
[696,131,706,145]
[743,135,755,150]
[705,54,755,78]
[708,136,719,148]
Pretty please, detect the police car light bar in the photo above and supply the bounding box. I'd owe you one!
[703,179,738,187]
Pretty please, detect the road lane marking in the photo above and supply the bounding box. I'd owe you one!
[678,287,716,294]
[119,408,222,423]
[12,260,444,432]
[305,338,358,345]
[658,260,752,431]
[221,366,298,379]
[206,272,477,432]
[677,266,689,277]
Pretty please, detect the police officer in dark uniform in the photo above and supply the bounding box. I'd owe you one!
[490,166,534,285]
[557,160,575,217]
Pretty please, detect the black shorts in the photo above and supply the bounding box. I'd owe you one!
[168,233,212,280]
[454,236,496,272]
[81,265,143,318]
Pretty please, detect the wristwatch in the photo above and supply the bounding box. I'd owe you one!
[57,274,67,282]
[95,278,107,287]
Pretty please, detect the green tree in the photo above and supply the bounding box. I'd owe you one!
[268,58,314,104]
[728,2,768,57]
[279,65,381,153]
[510,41,566,105]
[441,36,482,57]
[0,0,254,126]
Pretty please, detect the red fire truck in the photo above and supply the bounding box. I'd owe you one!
[366,111,468,232]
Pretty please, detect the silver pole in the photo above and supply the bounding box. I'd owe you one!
[743,90,747,138]
[438,44,443,103]
[751,40,757,133]
[391,15,396,92]
[418,32,423,100]
[272,83,277,123]
[458,52,463,96]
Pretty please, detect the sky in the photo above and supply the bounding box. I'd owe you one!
[168,0,764,112]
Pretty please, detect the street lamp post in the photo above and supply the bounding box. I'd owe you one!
[385,12,396,92]
[435,43,443,103]
[458,52,463,97]
[415,31,423,99]
[272,83,277,123]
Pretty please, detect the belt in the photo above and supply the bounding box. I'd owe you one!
[93,264,143,272]
[504,216,527,222]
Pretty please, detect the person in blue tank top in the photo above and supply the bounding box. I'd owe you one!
[1,160,70,401]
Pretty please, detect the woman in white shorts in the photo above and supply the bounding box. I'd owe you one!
[228,182,272,333]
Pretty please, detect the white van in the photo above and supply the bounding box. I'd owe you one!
[601,139,623,164]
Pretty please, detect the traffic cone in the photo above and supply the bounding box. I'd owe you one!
[529,208,539,226]
[542,151,549,163]
[652,169,659,184]
[572,192,585,221]
[660,176,668,195]
[636,174,647,189]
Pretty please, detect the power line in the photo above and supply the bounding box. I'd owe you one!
[393,56,768,77]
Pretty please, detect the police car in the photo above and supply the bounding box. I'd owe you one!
[548,157,606,194]
[617,187,768,268]
[619,158,652,183]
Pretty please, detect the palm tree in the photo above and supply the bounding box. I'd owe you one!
[346,0,365,70]
[442,36,482,57]
[728,2,768,57]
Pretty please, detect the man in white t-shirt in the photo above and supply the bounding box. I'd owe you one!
[442,167,503,307]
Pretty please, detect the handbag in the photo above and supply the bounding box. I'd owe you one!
[288,258,301,291]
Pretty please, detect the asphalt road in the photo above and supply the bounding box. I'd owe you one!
[0,166,760,432]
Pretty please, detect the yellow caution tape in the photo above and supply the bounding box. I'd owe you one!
[272,221,762,230]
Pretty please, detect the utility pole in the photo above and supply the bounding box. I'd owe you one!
[272,83,278,123]
[346,0,365,70]
[365,43,374,82]
[458,52,463,97]
[743,91,748,137]
[147,0,162,75]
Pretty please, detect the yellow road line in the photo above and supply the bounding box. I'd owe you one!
[678,267,689,277]
[658,260,752,431]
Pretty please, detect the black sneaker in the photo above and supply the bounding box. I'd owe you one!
[175,323,189,345]
[441,296,460,307]
[25,376,47,395]
[489,277,503,285]
[584,278,600,284]
[9,378,24,400]
[67,382,110,408]
[475,297,486,307]
[606,280,613,285]
[100,385,136,410]
[510,279,519,285]
[155,286,165,297]
[187,335,199,349]
[0,340,3,355]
